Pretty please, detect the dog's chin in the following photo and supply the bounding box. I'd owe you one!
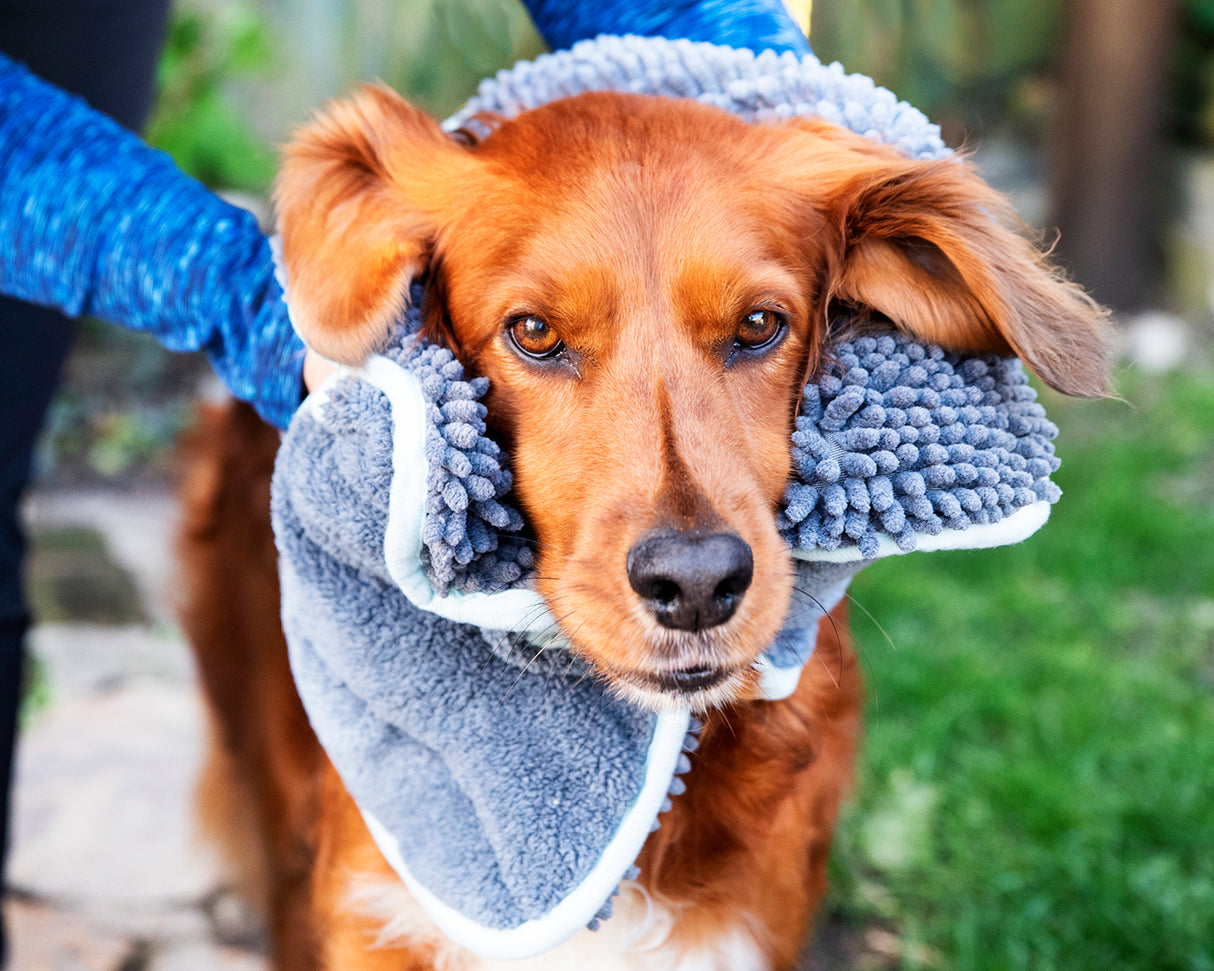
[600,663,754,714]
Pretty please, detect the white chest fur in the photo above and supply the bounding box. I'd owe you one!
[346,879,770,971]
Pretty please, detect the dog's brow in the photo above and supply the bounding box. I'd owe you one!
[491,261,625,329]
[674,261,804,315]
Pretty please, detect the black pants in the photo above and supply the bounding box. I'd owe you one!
[0,0,170,961]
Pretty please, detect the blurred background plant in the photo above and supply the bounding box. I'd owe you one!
[260,0,543,126]
[1174,0,1214,147]
[145,0,279,192]
[809,0,1068,143]
[34,2,1214,968]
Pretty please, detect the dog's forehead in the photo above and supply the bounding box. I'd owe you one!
[446,102,811,271]
[473,91,777,186]
[444,186,805,327]
[433,92,825,343]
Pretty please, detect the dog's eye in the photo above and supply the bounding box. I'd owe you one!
[508,315,564,359]
[735,310,785,351]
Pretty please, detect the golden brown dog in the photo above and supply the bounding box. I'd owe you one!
[179,87,1107,969]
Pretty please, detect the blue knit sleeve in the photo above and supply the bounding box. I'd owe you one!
[0,52,304,430]
[520,0,811,56]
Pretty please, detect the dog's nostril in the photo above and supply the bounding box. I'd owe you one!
[626,530,754,632]
[648,578,681,607]
[713,572,749,601]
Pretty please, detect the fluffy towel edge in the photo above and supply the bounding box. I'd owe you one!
[792,500,1052,564]
[753,574,854,701]
[359,706,693,961]
[354,353,556,631]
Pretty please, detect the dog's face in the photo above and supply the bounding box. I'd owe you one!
[277,88,1107,710]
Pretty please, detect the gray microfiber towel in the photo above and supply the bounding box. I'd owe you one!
[270,35,1062,960]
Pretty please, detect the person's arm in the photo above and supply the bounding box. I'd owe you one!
[0,52,304,429]
[0,4,806,428]
[519,0,811,56]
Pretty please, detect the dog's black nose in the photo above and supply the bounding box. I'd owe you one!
[626,531,753,631]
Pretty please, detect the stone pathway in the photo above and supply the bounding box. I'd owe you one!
[7,488,268,971]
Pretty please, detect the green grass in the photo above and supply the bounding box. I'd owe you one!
[826,366,1214,970]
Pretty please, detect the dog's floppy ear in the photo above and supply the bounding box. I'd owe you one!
[275,85,476,365]
[786,120,1110,397]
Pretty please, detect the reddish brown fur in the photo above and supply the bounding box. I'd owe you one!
[633,605,861,968]
[182,86,1108,969]
[176,401,323,969]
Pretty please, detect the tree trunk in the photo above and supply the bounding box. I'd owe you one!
[1051,0,1180,311]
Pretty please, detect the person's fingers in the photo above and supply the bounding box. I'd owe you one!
[302,348,338,393]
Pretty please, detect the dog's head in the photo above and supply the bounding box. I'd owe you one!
[276,87,1107,710]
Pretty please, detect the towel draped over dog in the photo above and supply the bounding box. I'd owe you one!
[271,35,1062,961]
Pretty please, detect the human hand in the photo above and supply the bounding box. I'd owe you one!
[303,348,338,393]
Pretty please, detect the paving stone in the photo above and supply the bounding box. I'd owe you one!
[76,904,213,957]
[9,487,246,964]
[147,938,267,971]
[9,680,222,909]
[24,490,181,627]
[29,623,195,700]
[26,525,146,626]
[6,898,135,971]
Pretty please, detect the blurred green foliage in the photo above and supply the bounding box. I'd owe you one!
[314,0,545,119]
[809,0,1066,138]
[812,0,1214,150]
[393,0,545,115]
[143,0,543,190]
[1175,0,1214,147]
[145,0,278,191]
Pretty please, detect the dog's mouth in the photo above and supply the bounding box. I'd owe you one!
[535,523,794,712]
[603,662,752,712]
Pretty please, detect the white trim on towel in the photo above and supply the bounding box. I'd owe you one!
[792,500,1052,565]
[359,707,692,961]
[357,353,557,633]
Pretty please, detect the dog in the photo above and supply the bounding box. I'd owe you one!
[177,86,1108,970]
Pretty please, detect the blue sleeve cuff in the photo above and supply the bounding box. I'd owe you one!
[0,51,305,429]
[520,0,811,56]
